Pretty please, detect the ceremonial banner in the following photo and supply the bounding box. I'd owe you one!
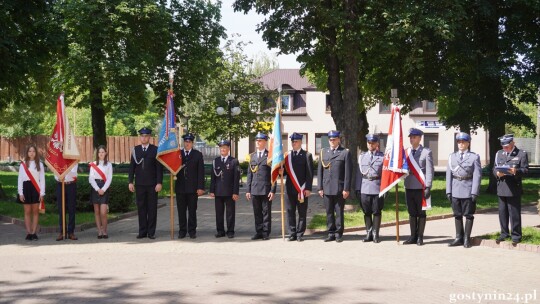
[267,98,284,185]
[45,94,80,179]
[379,106,409,197]
[156,90,182,174]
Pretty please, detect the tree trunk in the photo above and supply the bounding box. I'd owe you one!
[89,79,106,149]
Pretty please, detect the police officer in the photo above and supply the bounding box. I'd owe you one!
[355,134,385,243]
[246,132,276,240]
[210,139,240,238]
[281,132,313,242]
[403,128,434,246]
[318,130,352,243]
[446,132,481,248]
[128,127,163,239]
[176,133,205,239]
[493,134,529,245]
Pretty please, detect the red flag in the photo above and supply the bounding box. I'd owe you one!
[379,106,409,197]
[45,94,79,179]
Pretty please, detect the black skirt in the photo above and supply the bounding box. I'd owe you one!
[90,179,110,205]
[22,180,40,204]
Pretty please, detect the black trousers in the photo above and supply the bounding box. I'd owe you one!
[286,192,308,237]
[324,194,345,236]
[451,197,476,220]
[135,185,158,237]
[360,194,384,216]
[498,196,522,242]
[56,182,76,234]
[215,196,235,235]
[252,195,272,236]
[177,193,198,236]
[405,189,426,218]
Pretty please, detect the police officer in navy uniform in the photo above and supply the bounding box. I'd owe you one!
[246,132,276,240]
[355,134,385,243]
[176,133,205,239]
[318,130,352,243]
[403,128,434,246]
[493,134,529,245]
[446,132,481,248]
[129,127,163,239]
[281,132,313,242]
[210,139,240,238]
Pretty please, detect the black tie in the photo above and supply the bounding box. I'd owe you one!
[370,152,373,162]
[332,149,336,154]
[293,151,298,156]
[222,157,225,163]
[258,152,262,159]
[186,151,189,157]
[143,147,146,152]
[412,149,416,156]
[460,153,464,160]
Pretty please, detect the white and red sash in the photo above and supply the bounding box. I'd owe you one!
[89,162,107,181]
[284,151,306,203]
[405,148,431,210]
[21,162,45,213]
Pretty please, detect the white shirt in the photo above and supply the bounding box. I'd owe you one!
[221,155,229,162]
[89,161,113,191]
[18,160,45,196]
[54,164,78,182]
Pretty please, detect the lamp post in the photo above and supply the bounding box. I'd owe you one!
[217,93,241,156]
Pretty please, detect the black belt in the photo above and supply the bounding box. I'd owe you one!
[363,175,380,181]
[453,175,472,181]
[95,179,104,182]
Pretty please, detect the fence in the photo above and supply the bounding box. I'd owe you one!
[0,135,221,164]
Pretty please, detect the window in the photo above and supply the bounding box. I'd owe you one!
[425,100,437,112]
[379,103,391,114]
[325,94,331,112]
[281,95,293,112]
[281,134,288,151]
[315,133,330,154]
[378,134,388,153]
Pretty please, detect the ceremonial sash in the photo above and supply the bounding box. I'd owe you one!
[284,152,306,203]
[21,162,45,213]
[89,162,107,182]
[405,148,431,210]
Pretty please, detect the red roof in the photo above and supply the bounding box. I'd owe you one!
[258,69,315,91]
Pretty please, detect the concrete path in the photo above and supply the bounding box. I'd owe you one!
[1,188,539,303]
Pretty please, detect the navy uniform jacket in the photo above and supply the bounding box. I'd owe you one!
[175,149,205,194]
[355,150,384,195]
[446,150,482,199]
[283,149,313,195]
[129,144,163,186]
[404,145,434,189]
[210,156,240,196]
[246,150,276,196]
[493,147,528,197]
[317,146,352,195]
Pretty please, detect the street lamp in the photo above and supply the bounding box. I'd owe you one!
[217,93,241,156]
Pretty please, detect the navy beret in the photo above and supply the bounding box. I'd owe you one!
[455,132,471,142]
[408,128,424,137]
[289,132,303,140]
[255,132,268,140]
[366,134,379,142]
[499,134,513,146]
[138,127,152,135]
[327,130,340,138]
[182,133,195,141]
[218,139,231,147]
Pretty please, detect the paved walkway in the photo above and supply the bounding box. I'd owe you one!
[1,187,539,303]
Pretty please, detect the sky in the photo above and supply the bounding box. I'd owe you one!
[219,0,301,69]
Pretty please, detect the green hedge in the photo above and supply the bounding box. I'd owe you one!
[44,174,133,213]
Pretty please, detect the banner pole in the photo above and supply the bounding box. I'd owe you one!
[280,171,285,240]
[170,172,174,239]
[62,180,66,239]
[395,184,399,243]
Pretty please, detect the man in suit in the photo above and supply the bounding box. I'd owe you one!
[403,128,434,246]
[176,133,205,239]
[281,132,313,242]
[355,134,385,243]
[210,139,240,238]
[493,134,529,245]
[129,127,163,239]
[246,132,276,240]
[318,130,352,243]
[446,132,482,248]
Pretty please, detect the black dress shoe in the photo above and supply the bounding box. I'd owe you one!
[324,235,336,242]
[25,234,32,241]
[215,233,226,238]
[251,234,263,240]
[97,235,103,239]
[297,236,304,242]
[189,234,196,239]
[336,236,343,243]
[178,233,186,239]
[148,235,156,239]
[288,235,297,241]
[102,235,109,239]
[31,234,38,241]
[495,235,507,243]
[136,234,147,239]
[56,234,64,241]
[262,236,270,240]
[511,240,521,246]
[227,234,234,239]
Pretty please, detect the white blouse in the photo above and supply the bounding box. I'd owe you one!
[88,161,113,192]
[18,160,46,196]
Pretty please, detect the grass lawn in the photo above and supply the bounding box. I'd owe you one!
[308,176,540,229]
[480,226,540,245]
